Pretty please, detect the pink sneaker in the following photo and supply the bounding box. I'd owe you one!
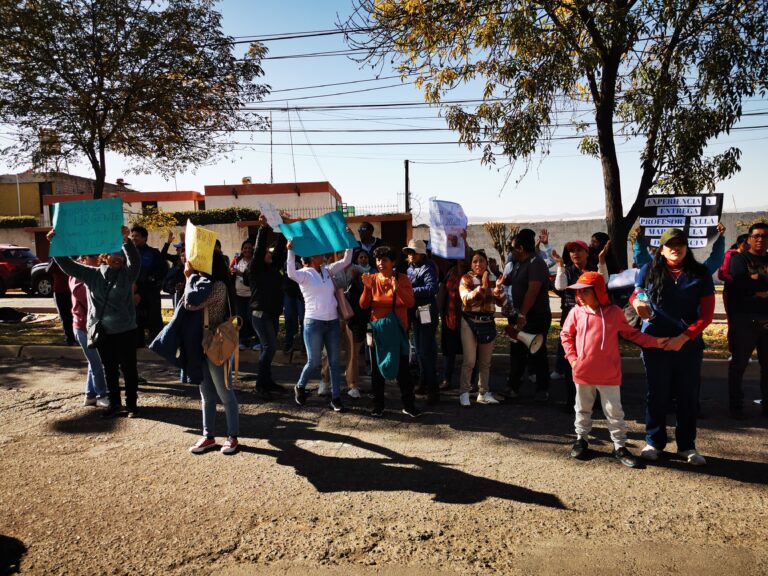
[189,437,216,454]
[221,437,239,455]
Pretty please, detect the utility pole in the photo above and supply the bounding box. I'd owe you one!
[404,159,411,213]
[269,111,274,184]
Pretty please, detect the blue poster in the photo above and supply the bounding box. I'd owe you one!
[279,211,358,257]
[49,198,124,257]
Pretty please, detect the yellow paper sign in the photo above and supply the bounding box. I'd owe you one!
[185,219,217,275]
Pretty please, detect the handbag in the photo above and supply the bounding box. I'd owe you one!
[462,312,498,344]
[335,286,354,321]
[202,295,241,388]
[369,275,409,380]
[87,278,116,349]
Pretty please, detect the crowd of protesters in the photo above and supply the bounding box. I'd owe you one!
[44,216,768,465]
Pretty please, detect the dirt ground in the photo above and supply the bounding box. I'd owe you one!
[0,356,766,575]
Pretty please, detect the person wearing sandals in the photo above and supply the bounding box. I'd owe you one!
[186,252,241,455]
[458,250,506,407]
[359,246,421,418]
[51,226,141,418]
[288,240,354,412]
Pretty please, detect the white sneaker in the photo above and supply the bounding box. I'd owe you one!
[459,392,471,408]
[83,397,97,407]
[239,343,246,351]
[95,397,110,408]
[251,344,262,351]
[317,382,330,397]
[550,370,563,381]
[347,388,361,399]
[678,449,706,466]
[477,392,500,404]
[640,444,661,461]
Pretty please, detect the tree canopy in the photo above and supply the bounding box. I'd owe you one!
[343,0,768,266]
[0,0,269,198]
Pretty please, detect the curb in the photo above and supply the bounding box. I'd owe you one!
[5,345,759,381]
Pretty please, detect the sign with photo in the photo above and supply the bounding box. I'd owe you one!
[429,199,468,259]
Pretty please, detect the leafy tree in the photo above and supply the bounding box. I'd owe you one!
[484,221,520,262]
[0,0,269,199]
[343,1,768,267]
[128,206,178,232]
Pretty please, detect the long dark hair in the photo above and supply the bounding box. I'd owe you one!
[209,251,237,308]
[644,247,708,306]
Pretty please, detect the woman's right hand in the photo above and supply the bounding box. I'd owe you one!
[183,260,195,278]
[632,298,653,320]
[551,249,564,267]
[361,273,374,290]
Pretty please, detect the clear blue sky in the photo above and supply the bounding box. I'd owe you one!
[3,0,767,222]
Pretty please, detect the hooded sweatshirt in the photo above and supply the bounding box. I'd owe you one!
[560,271,658,386]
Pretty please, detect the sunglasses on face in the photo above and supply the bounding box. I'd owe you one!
[751,234,767,240]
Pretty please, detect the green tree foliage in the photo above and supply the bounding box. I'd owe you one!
[128,206,179,231]
[0,0,270,199]
[0,216,37,229]
[171,207,261,226]
[343,1,768,267]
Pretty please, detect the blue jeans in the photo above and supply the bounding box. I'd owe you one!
[200,358,239,438]
[74,328,107,398]
[283,295,305,350]
[413,310,438,397]
[298,318,342,398]
[642,343,703,452]
[235,296,255,344]
[251,311,278,388]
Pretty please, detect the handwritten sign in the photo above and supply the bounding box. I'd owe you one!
[428,199,468,259]
[278,211,358,257]
[638,194,723,249]
[49,198,124,257]
[258,201,284,233]
[185,219,217,275]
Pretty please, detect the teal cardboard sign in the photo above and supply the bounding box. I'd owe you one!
[279,211,358,257]
[49,198,124,257]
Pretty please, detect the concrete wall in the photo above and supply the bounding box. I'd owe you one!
[414,211,767,265]
[205,193,337,212]
[0,228,36,248]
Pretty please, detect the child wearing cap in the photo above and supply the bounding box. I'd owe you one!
[560,271,667,467]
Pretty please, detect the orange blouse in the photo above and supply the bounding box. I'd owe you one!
[359,272,415,330]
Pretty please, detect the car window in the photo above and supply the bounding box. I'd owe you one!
[2,249,35,259]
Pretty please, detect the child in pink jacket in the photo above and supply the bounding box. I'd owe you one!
[560,272,666,467]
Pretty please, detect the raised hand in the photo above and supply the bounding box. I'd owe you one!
[598,240,612,264]
[46,229,56,242]
[538,229,549,244]
[166,230,174,244]
[551,248,564,267]
[481,270,489,289]
[286,239,293,251]
[121,226,131,241]
[716,222,726,236]
[258,214,268,227]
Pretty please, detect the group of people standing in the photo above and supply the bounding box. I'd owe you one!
[47,216,768,464]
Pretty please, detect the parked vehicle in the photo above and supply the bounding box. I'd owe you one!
[0,245,40,296]
[30,262,53,297]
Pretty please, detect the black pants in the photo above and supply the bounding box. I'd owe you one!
[136,290,164,346]
[727,314,768,410]
[97,329,139,409]
[54,292,74,343]
[508,312,552,393]
[371,347,415,411]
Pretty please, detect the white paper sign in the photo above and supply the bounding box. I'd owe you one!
[428,198,468,259]
[259,202,284,233]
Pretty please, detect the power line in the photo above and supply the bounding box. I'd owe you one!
[270,74,413,93]
[258,82,414,103]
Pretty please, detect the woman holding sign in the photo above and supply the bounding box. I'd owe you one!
[287,239,353,412]
[51,226,142,418]
[631,228,714,466]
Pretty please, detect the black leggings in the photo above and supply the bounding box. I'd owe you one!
[371,346,415,411]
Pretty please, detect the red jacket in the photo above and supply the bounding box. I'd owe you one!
[561,304,658,386]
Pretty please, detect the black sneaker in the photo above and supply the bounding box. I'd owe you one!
[330,397,344,412]
[570,438,588,459]
[370,407,385,418]
[613,447,640,468]
[402,406,422,418]
[102,405,126,419]
[294,385,307,406]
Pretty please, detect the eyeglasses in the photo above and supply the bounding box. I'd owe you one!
[751,234,767,239]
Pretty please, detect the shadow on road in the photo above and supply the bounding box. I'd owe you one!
[0,534,27,575]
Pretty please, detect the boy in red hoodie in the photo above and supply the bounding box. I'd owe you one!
[560,272,666,467]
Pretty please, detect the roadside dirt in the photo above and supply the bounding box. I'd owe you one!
[1,358,766,575]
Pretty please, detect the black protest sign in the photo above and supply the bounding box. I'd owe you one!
[638,194,724,249]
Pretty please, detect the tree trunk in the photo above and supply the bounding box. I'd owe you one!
[89,144,106,200]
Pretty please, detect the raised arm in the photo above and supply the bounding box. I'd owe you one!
[327,248,353,275]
